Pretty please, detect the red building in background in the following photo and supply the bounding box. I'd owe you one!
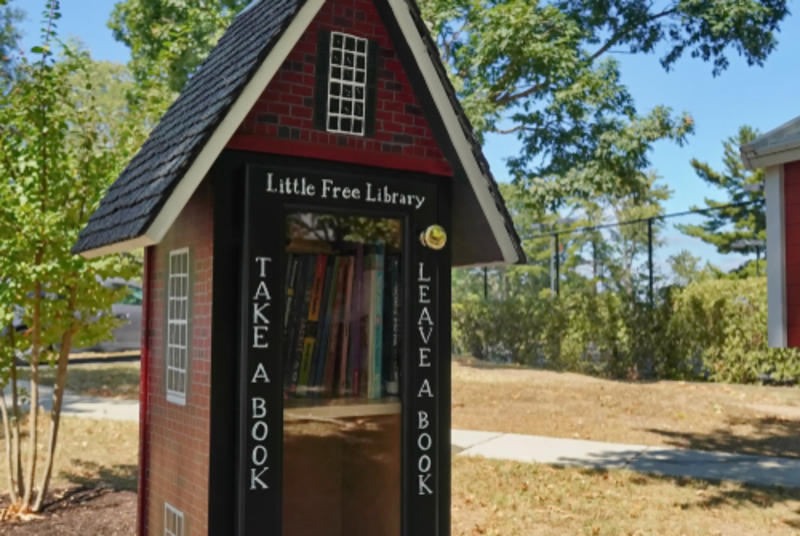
[741,115,800,347]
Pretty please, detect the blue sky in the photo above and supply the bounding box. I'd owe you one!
[18,0,799,272]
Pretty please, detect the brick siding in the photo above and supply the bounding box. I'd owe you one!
[230,0,452,175]
[142,179,214,535]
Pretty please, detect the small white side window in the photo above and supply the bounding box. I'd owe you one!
[327,31,369,136]
[164,502,184,536]
[166,248,190,406]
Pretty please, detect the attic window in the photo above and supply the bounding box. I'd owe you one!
[327,32,368,135]
[315,30,378,136]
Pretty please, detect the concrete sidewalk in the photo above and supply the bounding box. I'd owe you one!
[3,382,139,422]
[6,387,799,490]
[452,430,800,489]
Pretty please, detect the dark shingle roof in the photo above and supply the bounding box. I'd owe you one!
[72,0,306,254]
[74,0,525,265]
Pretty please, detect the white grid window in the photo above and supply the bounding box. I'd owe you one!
[327,32,368,136]
[164,503,184,536]
[166,248,189,405]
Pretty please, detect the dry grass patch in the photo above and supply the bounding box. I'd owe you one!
[452,358,800,458]
[36,362,141,400]
[452,456,800,535]
[0,416,139,492]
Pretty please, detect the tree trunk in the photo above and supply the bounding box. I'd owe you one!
[0,327,17,503]
[33,287,77,512]
[11,352,23,499]
[21,280,42,511]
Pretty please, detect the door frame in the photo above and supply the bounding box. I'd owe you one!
[209,151,452,536]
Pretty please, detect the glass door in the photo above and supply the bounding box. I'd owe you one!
[281,212,403,536]
[238,161,445,536]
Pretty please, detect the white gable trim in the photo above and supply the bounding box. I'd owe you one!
[765,164,787,348]
[386,0,520,265]
[80,0,326,259]
[742,144,800,171]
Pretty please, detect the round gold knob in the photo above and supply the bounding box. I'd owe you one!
[420,225,447,250]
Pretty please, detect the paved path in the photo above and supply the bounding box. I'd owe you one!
[7,389,799,489]
[2,382,139,422]
[452,430,800,489]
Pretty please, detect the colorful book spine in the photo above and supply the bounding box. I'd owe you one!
[384,254,400,396]
[296,254,327,396]
[337,257,355,396]
[284,254,299,328]
[312,256,340,396]
[360,247,375,398]
[348,244,364,397]
[282,254,302,388]
[287,256,315,393]
[371,244,385,399]
[323,256,348,396]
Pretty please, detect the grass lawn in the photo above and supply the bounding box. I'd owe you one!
[452,456,800,535]
[34,361,141,400]
[452,357,800,458]
[1,418,798,534]
[0,416,139,492]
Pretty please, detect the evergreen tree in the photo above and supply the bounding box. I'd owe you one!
[676,126,765,259]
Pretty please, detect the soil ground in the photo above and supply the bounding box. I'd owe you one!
[0,488,136,535]
[452,357,800,458]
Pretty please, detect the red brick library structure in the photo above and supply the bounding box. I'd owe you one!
[73,0,524,534]
[741,114,800,348]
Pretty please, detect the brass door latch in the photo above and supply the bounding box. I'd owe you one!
[420,225,447,250]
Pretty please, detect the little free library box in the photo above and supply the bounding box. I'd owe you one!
[73,0,524,533]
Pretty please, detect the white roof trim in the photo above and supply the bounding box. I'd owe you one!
[741,114,800,170]
[80,235,155,260]
[742,144,800,170]
[79,0,326,259]
[386,0,520,265]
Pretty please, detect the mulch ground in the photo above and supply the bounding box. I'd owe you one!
[0,487,135,535]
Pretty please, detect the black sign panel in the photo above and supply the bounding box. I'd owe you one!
[238,160,448,536]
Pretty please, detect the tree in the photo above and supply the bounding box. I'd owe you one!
[667,249,717,286]
[107,0,787,208]
[424,0,785,205]
[676,126,765,262]
[108,0,247,92]
[0,0,24,80]
[0,3,143,512]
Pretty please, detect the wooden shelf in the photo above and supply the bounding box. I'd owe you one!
[284,397,401,420]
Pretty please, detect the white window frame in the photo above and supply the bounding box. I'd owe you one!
[164,502,184,536]
[166,247,190,406]
[326,31,369,136]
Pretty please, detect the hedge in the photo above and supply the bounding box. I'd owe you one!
[453,277,800,383]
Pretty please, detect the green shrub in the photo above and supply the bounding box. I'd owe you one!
[452,277,800,384]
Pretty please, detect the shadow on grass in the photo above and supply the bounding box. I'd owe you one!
[60,459,138,492]
[565,465,800,528]
[646,414,800,459]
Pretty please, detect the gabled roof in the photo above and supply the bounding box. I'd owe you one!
[741,114,800,170]
[73,0,525,267]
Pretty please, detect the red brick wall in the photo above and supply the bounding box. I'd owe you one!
[142,179,214,535]
[228,0,453,176]
[784,161,800,346]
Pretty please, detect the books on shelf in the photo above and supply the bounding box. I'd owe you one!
[283,242,402,400]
